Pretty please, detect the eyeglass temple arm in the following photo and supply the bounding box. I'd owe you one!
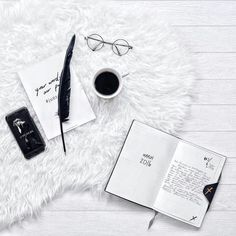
[93,41,104,51]
[114,44,122,56]
[115,43,133,49]
[85,36,133,49]
[87,37,113,46]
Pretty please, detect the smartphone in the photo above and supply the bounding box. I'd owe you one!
[5,107,46,159]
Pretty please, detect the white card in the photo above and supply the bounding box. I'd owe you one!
[19,52,96,140]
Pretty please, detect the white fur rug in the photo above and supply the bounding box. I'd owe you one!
[0,0,196,229]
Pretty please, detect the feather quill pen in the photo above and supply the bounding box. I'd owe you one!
[58,34,76,154]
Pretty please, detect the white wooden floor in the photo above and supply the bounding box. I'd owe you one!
[1,0,236,235]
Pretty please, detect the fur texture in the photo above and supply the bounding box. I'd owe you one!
[0,0,196,228]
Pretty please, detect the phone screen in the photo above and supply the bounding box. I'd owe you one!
[5,107,45,159]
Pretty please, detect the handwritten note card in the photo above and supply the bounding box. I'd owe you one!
[19,52,96,140]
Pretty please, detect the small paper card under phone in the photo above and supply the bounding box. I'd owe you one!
[19,52,96,140]
[105,120,226,228]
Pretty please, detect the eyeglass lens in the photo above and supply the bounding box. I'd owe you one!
[87,34,104,51]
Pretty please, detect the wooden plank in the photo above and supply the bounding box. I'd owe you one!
[181,105,236,131]
[193,80,236,104]
[114,1,236,25]
[175,27,236,52]
[101,3,236,52]
[193,53,236,80]
[181,131,236,157]
[3,211,236,236]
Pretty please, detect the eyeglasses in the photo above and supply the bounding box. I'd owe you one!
[84,34,133,56]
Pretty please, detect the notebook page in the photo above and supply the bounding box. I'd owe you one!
[153,141,226,227]
[105,121,178,208]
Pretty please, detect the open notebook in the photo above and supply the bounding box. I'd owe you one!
[105,120,226,228]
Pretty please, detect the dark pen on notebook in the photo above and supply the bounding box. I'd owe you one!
[58,34,76,154]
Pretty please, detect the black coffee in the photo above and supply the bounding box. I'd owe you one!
[95,72,119,96]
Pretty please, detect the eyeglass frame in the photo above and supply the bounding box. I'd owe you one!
[84,34,133,56]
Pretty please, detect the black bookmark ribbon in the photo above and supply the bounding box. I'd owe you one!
[148,211,158,230]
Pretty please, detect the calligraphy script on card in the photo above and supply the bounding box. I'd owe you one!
[18,52,96,140]
[34,73,60,103]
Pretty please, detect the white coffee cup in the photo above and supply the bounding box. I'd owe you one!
[93,68,123,99]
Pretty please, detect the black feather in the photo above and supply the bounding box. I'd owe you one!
[58,34,76,154]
